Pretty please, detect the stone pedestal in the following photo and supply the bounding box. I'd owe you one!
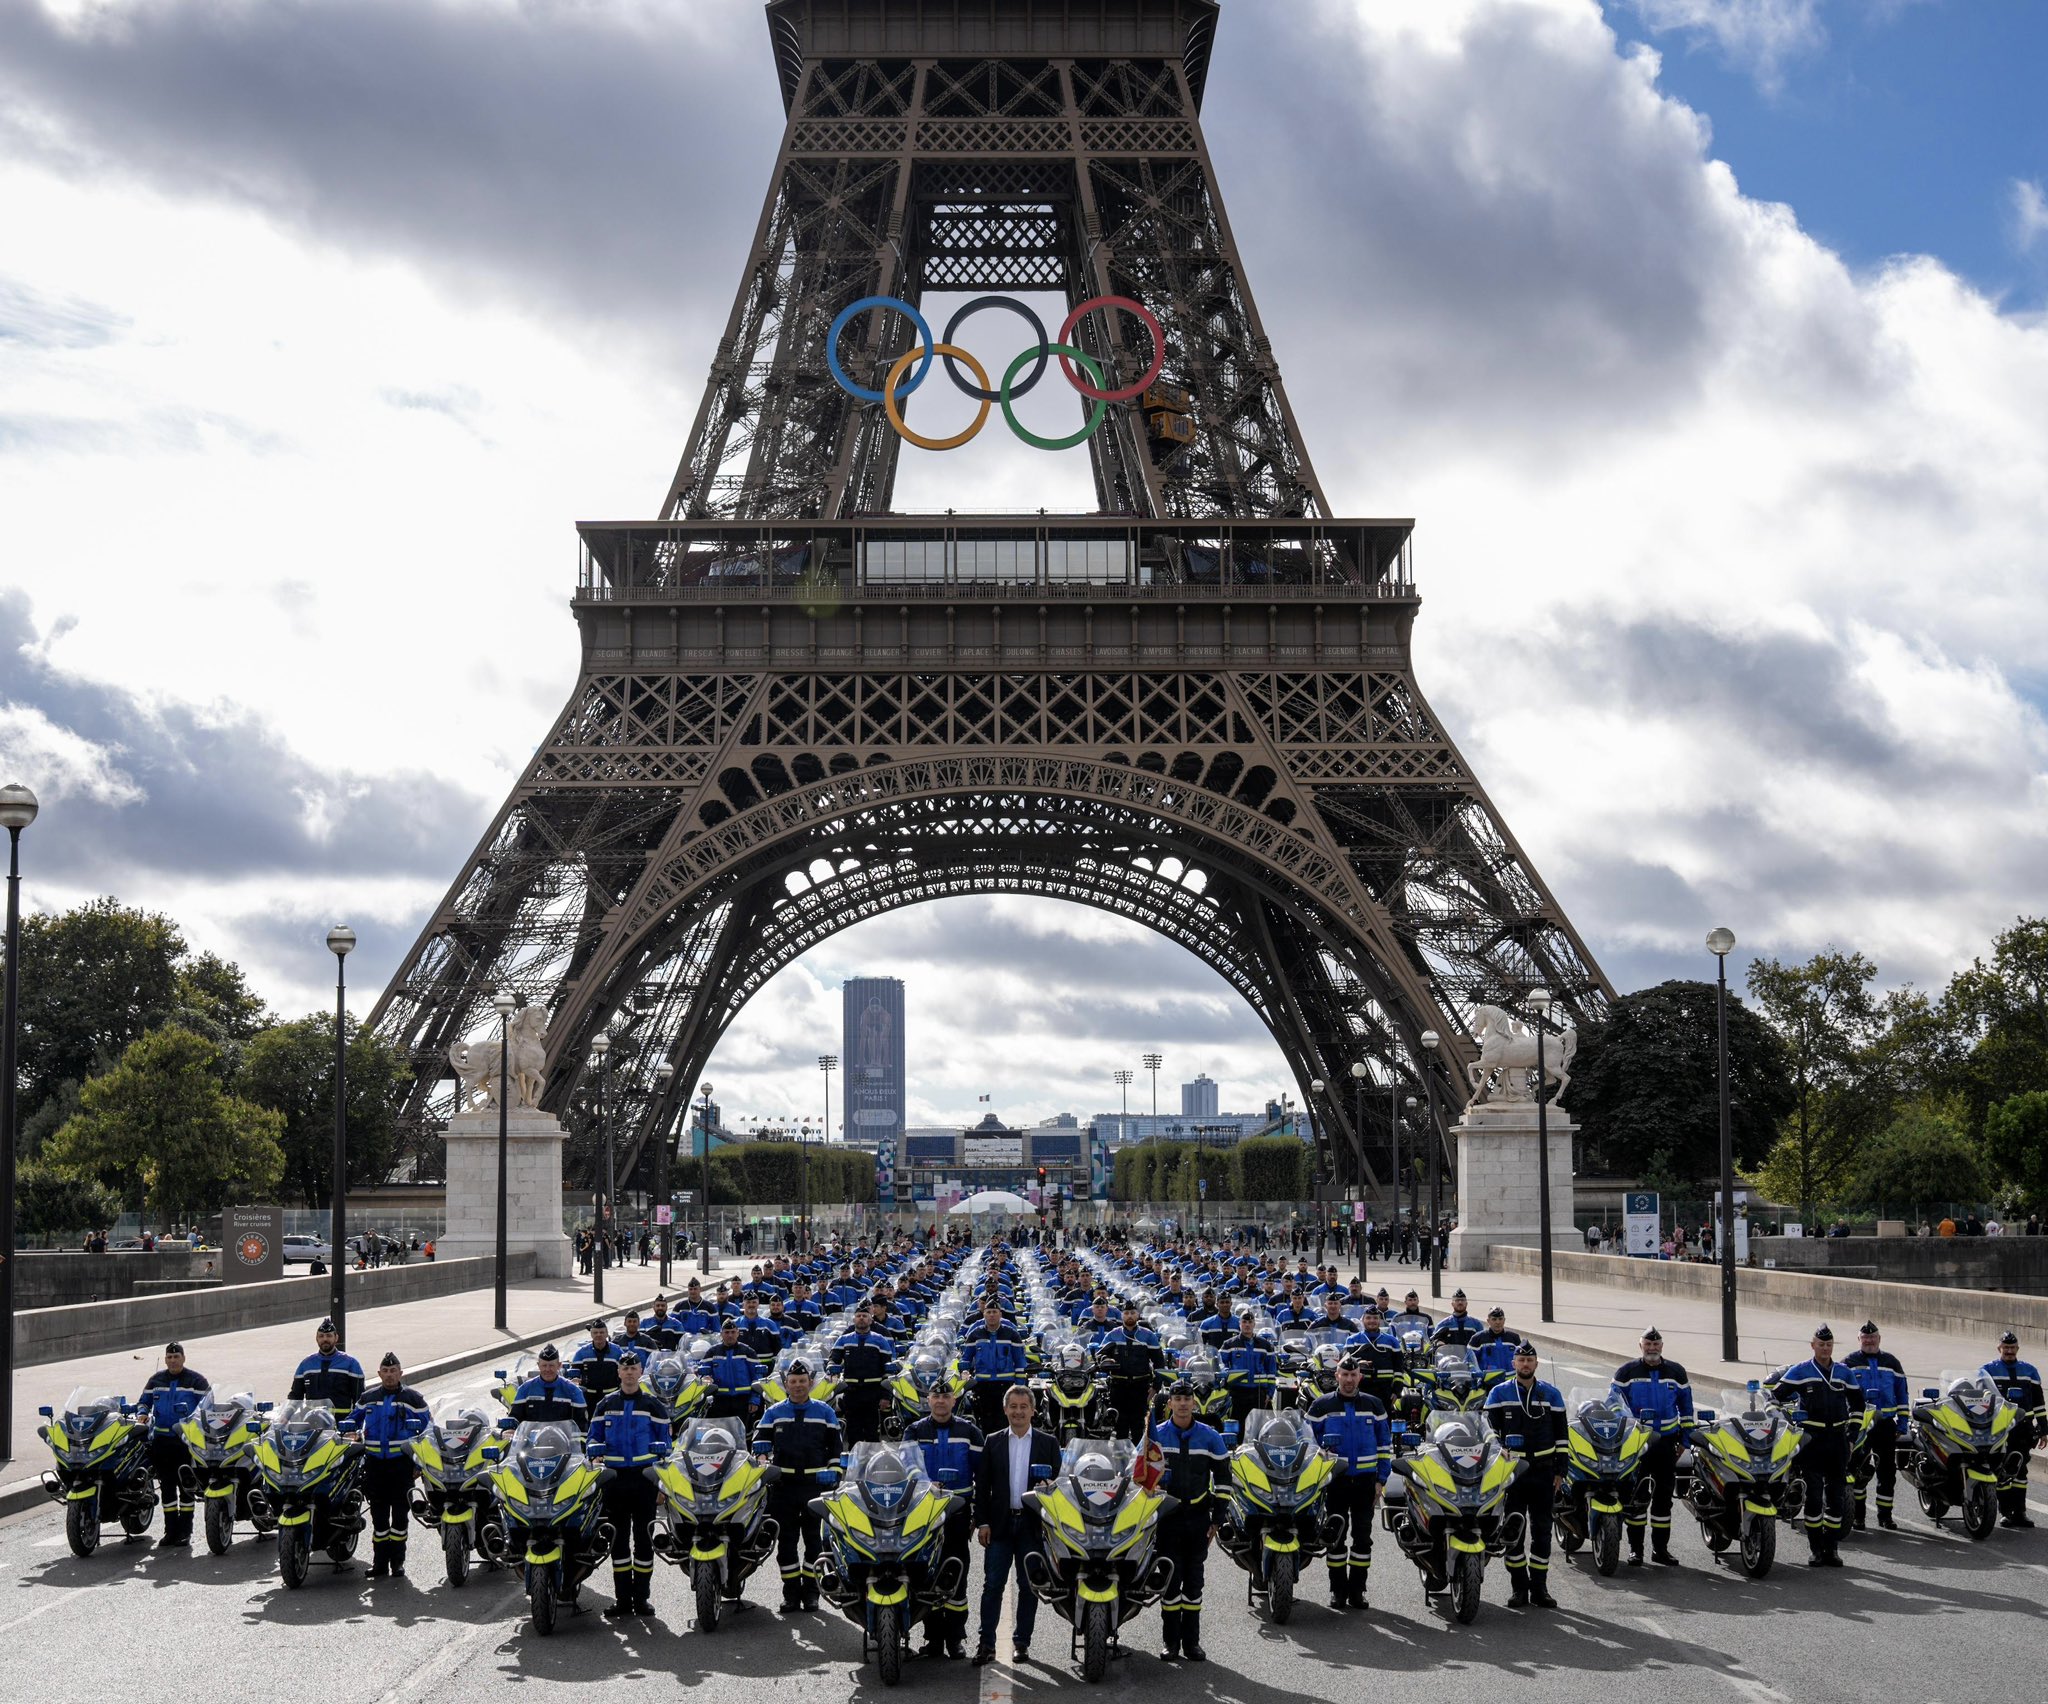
[438,1108,575,1279]
[1446,1099,1577,1270]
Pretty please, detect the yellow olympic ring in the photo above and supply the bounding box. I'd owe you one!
[884,343,991,451]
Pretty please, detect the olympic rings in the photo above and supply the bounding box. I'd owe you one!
[828,291,1165,450]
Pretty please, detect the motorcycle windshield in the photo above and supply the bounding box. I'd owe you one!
[1939,1373,2002,1427]
[199,1393,257,1437]
[848,1442,931,1527]
[683,1419,745,1483]
[1395,1324,1430,1355]
[1060,1438,1136,1525]
[1430,1349,1481,1391]
[62,1387,123,1423]
[1567,1388,1631,1446]
[1427,1415,1494,1483]
[1245,1408,1317,1476]
[509,1421,581,1489]
[430,1401,489,1455]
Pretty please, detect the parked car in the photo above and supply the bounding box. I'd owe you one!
[282,1235,333,1265]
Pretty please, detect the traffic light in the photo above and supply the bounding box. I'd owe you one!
[1037,1166,1048,1188]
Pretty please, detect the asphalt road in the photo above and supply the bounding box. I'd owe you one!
[6,1354,2043,1704]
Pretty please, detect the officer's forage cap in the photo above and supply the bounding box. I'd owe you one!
[1487,1308,1506,1321]
[620,1350,644,1368]
[1168,1378,1196,1397]
[589,1318,608,1331]
[1452,1290,1467,1301]
[317,1318,337,1334]
[1640,1327,1663,1343]
[2000,1330,2020,1347]
[538,1344,561,1361]
[1813,1324,1834,1341]
[165,1341,185,1355]
[379,1352,401,1369]
[722,1318,739,1330]
[1512,1341,1538,1359]
[786,1357,816,1377]
[1860,1321,1880,1335]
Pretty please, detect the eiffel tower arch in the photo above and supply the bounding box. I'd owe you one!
[369,0,1612,1198]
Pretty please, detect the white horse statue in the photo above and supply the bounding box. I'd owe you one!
[449,1005,549,1111]
[1467,1003,1576,1104]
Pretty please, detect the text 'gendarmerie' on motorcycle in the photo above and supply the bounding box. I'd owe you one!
[1682,1383,1803,1578]
[651,1417,780,1632]
[1902,1371,2018,1540]
[493,1418,612,1634]
[1554,1387,1650,1577]
[255,1400,366,1588]
[814,1442,964,1686]
[179,1390,273,1555]
[409,1399,506,1586]
[1218,1407,1337,1623]
[1037,1340,1114,1443]
[1022,1438,1177,1684]
[1382,1412,1521,1625]
[37,1386,155,1557]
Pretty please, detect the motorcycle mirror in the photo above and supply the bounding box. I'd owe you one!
[338,1418,358,1433]
[498,1417,517,1431]
[256,1401,274,1414]
[761,1464,783,1483]
[1021,1491,1042,1513]
[37,1406,51,1418]
[494,1370,507,1382]
[806,1497,829,1518]
[1922,1387,1937,1400]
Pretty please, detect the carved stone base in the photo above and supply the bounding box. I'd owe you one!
[437,1108,575,1280]
[1445,1100,1577,1271]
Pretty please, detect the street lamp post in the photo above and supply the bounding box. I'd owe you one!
[0,782,40,1464]
[324,926,355,1344]
[1420,1028,1443,1300]
[1142,1053,1162,1143]
[492,989,515,1332]
[697,1082,714,1276]
[1113,1069,1133,1147]
[591,1033,611,1307]
[653,1062,674,1285]
[816,1054,837,1255]
[1530,987,1555,1325]
[1709,926,1740,1362]
[1308,1078,1326,1267]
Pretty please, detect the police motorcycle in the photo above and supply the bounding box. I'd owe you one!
[494,1354,538,1413]
[1272,1331,1318,1410]
[1293,1343,1347,1407]
[1902,1370,2019,1540]
[644,1348,709,1423]
[1391,1321,1435,1425]
[410,1398,507,1585]
[1020,1438,1178,1684]
[179,1390,272,1555]
[1553,1386,1650,1576]
[1217,1406,1338,1623]
[37,1386,157,1556]
[1682,1382,1803,1577]
[651,1415,781,1631]
[886,1348,958,1441]
[493,1419,612,1634]
[1037,1339,1117,1443]
[1382,1412,1522,1625]
[814,1441,964,1686]
[1416,1347,1488,1419]
[761,1339,841,1410]
[255,1400,367,1587]
[1172,1349,1234,1432]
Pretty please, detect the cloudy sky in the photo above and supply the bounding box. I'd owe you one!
[1,0,2044,1133]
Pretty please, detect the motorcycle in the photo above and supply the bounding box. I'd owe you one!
[1553,1387,1649,1576]
[1169,1350,1234,1433]
[644,1350,710,1426]
[1272,1332,1316,1409]
[651,1416,781,1631]
[1902,1370,2019,1540]
[760,1343,840,1411]
[1217,1406,1336,1623]
[1415,1348,1488,1419]
[1021,1438,1177,1684]
[1683,1383,1803,1577]
[1036,1342,1116,1443]
[814,1442,963,1685]
[410,1399,507,1585]
[37,1386,156,1557]
[1382,1413,1521,1624]
[493,1354,538,1414]
[493,1419,612,1635]
[1391,1322,1434,1427]
[255,1400,366,1587]
[179,1390,272,1555]
[885,1349,959,1441]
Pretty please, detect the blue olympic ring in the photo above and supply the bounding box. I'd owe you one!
[827,296,936,403]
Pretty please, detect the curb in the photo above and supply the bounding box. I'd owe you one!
[0,1269,729,1527]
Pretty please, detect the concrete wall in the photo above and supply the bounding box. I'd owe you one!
[18,1253,537,1368]
[1487,1244,2048,1341]
[1751,1234,2048,1295]
[12,1249,222,1308]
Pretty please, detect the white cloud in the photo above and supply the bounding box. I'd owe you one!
[1628,0,1825,90]
[2015,179,2048,254]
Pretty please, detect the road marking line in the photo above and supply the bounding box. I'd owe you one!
[372,1611,506,1704]
[0,1592,76,1638]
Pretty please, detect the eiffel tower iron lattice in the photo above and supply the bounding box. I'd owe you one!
[368,0,1612,1203]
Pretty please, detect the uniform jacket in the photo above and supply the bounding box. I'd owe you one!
[1305,1390,1392,1480]
[351,1384,430,1458]
[1611,1358,1696,1436]
[511,1375,589,1427]
[139,1367,211,1434]
[586,1389,674,1467]
[904,1415,984,1493]
[1149,1417,1230,1514]
[1483,1376,1567,1461]
[754,1399,844,1477]
[289,1351,365,1409]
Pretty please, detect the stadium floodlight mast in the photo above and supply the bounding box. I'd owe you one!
[1142,1052,1163,1143]
[1708,926,1740,1361]
[324,926,355,1344]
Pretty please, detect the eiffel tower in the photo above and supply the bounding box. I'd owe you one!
[369,0,1611,1200]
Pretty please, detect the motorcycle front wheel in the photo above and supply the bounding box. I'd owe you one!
[205,1498,233,1555]
[1081,1597,1113,1684]
[1448,1550,1483,1625]
[1963,1478,1997,1541]
[875,1608,903,1686]
[530,1569,557,1636]
[1592,1511,1621,1577]
[1739,1517,1774,1579]
[279,1524,310,1589]
[66,1499,101,1558]
[694,1559,723,1631]
[444,1522,470,1587]
[1267,1550,1296,1624]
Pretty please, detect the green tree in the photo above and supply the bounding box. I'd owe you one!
[1983,1091,2048,1205]
[1231,1136,1309,1201]
[173,951,272,1051]
[237,1014,406,1206]
[1746,949,1886,1222]
[1944,918,2048,1135]
[43,1026,286,1221]
[1840,1100,1988,1209]
[16,1161,123,1245]
[1571,980,1794,1186]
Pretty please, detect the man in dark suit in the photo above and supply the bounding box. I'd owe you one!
[972,1384,1061,1666]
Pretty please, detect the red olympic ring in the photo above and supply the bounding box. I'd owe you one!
[1056,295,1167,404]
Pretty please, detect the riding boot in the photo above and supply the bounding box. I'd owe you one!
[1626,1530,1645,1567]
[1181,1612,1206,1662]
[1508,1570,1529,1608]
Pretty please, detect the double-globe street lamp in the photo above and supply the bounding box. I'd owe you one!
[654,1061,675,1285]
[1709,926,1740,1362]
[1420,1027,1443,1299]
[492,988,516,1333]
[591,1032,613,1306]
[0,782,40,1463]
[697,1081,715,1276]
[324,926,355,1344]
[815,1054,837,1255]
[1530,986,1556,1325]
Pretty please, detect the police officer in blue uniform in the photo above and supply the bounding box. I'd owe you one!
[1984,1331,2044,1528]
[703,1317,762,1427]
[1151,1379,1229,1661]
[588,1351,673,1616]
[1470,1307,1520,1388]
[139,1342,210,1548]
[1485,1342,1565,1607]
[645,1296,682,1351]
[1220,1313,1278,1428]
[614,1310,660,1370]
[1610,1327,1691,1565]
[674,1282,719,1339]
[754,1357,844,1609]
[1305,1354,1390,1606]
[571,1319,624,1404]
[832,1300,898,1444]
[1432,1291,1483,1348]
[904,1380,983,1658]
[962,1304,1031,1436]
[1344,1306,1409,1417]
[1769,1325,1862,1566]
[351,1352,430,1578]
[511,1344,590,1429]
[1843,1321,1908,1530]
[1097,1302,1165,1443]
[289,1319,365,1409]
